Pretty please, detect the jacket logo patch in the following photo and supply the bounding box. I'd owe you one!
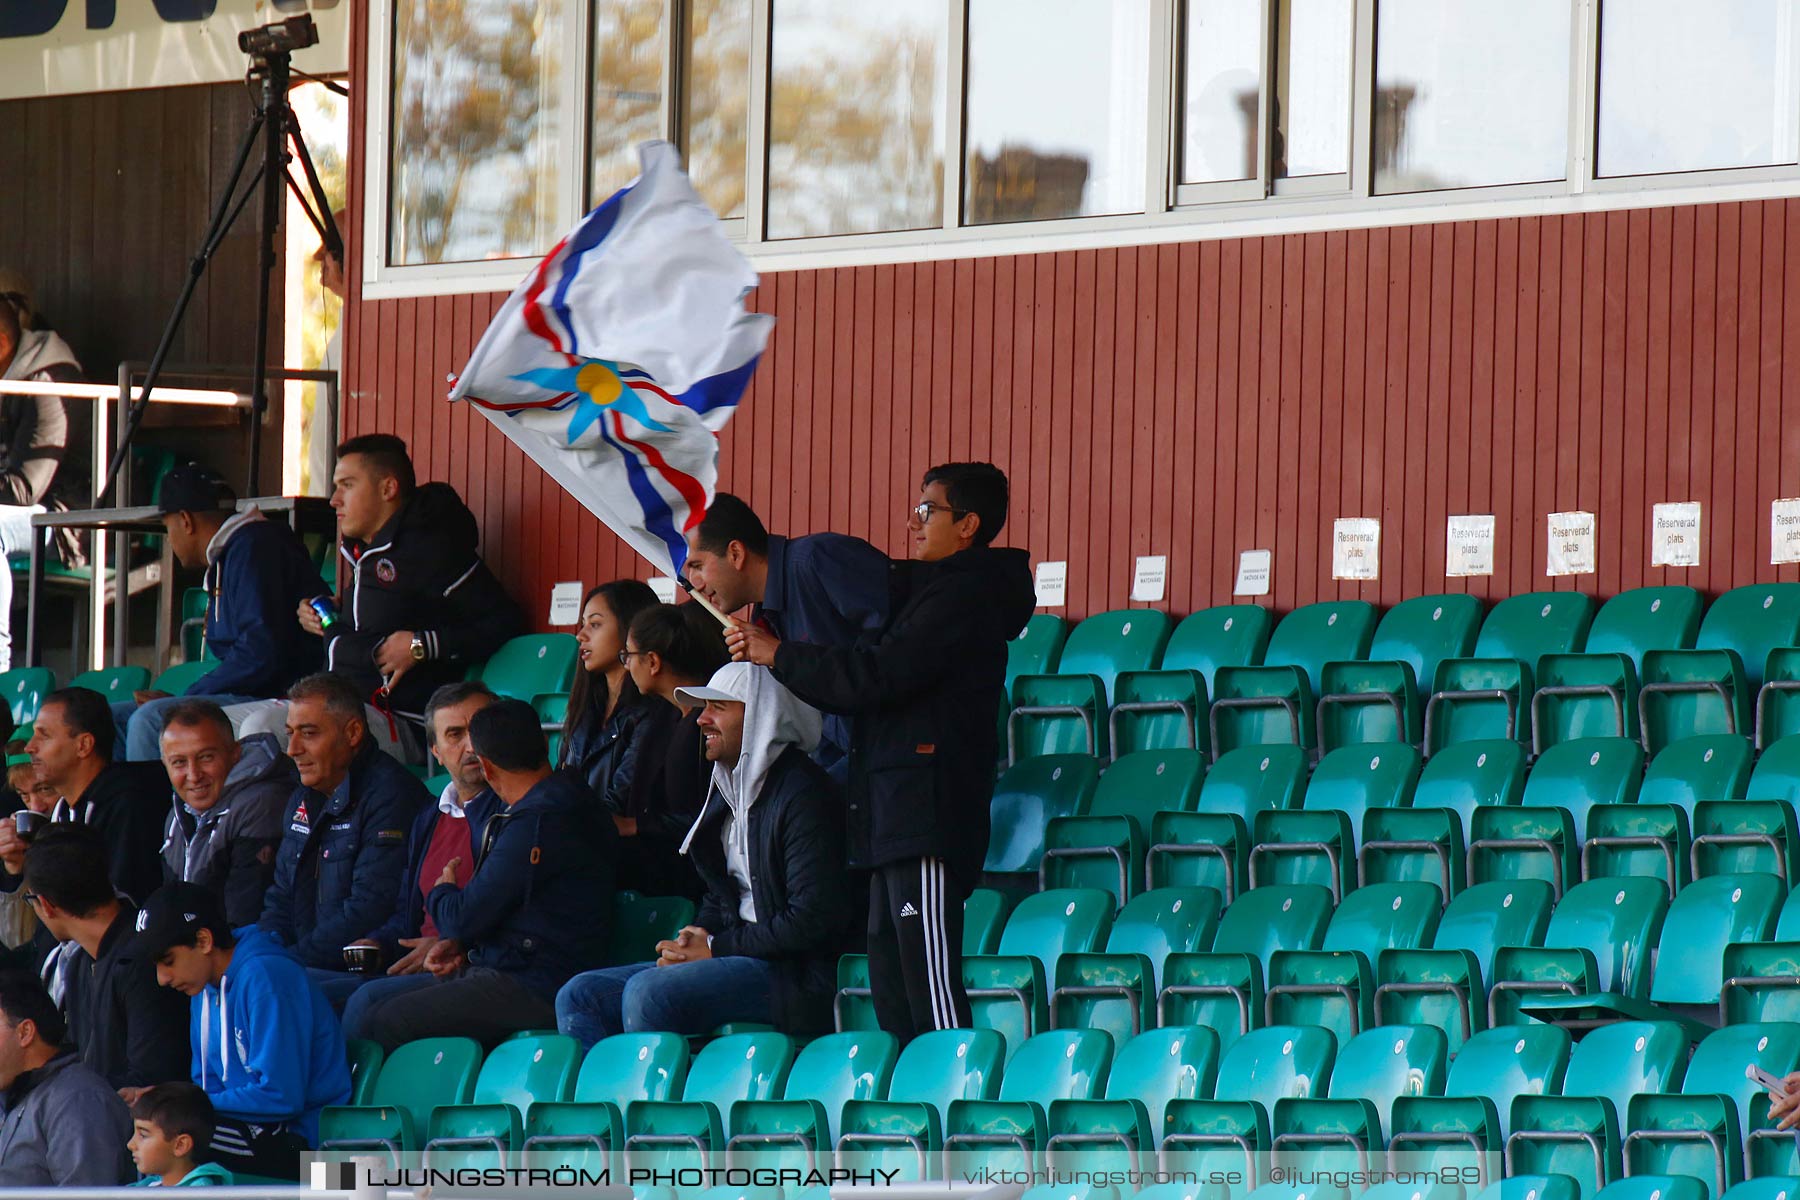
[530,846,541,865]
[293,801,308,824]
[915,744,936,755]
[375,829,405,843]
[375,558,397,583]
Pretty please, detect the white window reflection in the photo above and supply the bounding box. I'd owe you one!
[1374,0,1570,193]
[685,0,751,220]
[590,0,665,206]
[1275,0,1352,179]
[389,0,567,265]
[965,0,1152,224]
[766,0,946,238]
[1599,0,1799,177]
[1182,0,1262,185]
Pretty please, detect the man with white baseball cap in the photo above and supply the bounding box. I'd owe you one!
[554,661,852,1044]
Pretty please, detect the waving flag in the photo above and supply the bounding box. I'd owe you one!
[450,141,772,574]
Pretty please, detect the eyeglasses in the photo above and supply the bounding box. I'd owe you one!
[910,501,968,527]
[618,650,649,666]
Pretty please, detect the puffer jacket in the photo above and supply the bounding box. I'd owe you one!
[0,1052,133,1186]
[161,734,298,926]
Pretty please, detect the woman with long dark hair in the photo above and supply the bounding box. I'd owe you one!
[561,580,665,815]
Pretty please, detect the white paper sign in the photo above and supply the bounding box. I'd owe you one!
[1775,499,1800,564]
[1546,511,1597,576]
[1332,518,1381,581]
[1445,514,1496,577]
[1650,502,1702,568]
[548,581,584,626]
[1034,561,1067,609]
[648,576,679,603]
[1131,555,1167,603]
[1234,550,1272,596]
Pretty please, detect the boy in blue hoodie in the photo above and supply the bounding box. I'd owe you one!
[132,882,350,1181]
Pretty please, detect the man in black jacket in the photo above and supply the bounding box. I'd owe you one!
[555,662,849,1046]
[20,824,189,1093]
[729,462,1035,1042]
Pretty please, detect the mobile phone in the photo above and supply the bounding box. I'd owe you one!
[1748,1064,1789,1093]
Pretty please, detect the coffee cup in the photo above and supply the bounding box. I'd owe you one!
[12,811,44,841]
[342,943,381,974]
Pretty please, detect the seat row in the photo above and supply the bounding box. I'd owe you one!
[1006,585,1800,763]
[321,1019,1799,1198]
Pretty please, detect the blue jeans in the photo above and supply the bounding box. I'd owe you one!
[341,972,440,1042]
[555,956,779,1048]
[116,693,258,761]
[306,966,372,1013]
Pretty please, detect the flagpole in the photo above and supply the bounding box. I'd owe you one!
[678,575,735,629]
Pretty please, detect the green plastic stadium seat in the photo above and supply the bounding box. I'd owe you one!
[1265,882,1441,1043]
[1375,880,1555,1054]
[1160,1024,1335,1186]
[1584,735,1753,894]
[1360,1186,1461,1200]
[1471,1177,1584,1200]
[319,1036,481,1157]
[1272,1024,1447,1158]
[1362,740,1526,898]
[1250,744,1420,901]
[1426,592,1597,753]
[477,633,580,702]
[1109,605,1272,757]
[1051,887,1221,1045]
[1468,738,1642,898]
[608,893,697,966]
[1389,1024,1570,1185]
[1648,874,1781,1007]
[1488,878,1667,1027]
[1147,745,1307,903]
[838,1029,1004,1180]
[1009,615,1069,688]
[1507,1020,1689,1193]
[1721,1180,1800,1200]
[1593,1180,1707,1200]
[834,891,1012,1032]
[1212,601,1377,753]
[1691,734,1800,883]
[1625,1022,1800,1196]
[986,756,1101,876]
[1639,584,1800,755]
[522,1033,688,1173]
[1023,1185,1120,1200]
[965,889,1113,1056]
[1156,883,1333,1050]
[1009,610,1175,760]
[1757,648,1800,749]
[1530,587,1703,754]
[150,660,212,697]
[1044,1026,1218,1173]
[424,1033,582,1167]
[728,1031,897,1171]
[945,1030,1111,1174]
[68,665,152,702]
[1317,594,1482,750]
[346,1039,384,1107]
[0,667,53,726]
[1040,750,1205,903]
[625,1033,794,1170]
[1720,884,1800,1024]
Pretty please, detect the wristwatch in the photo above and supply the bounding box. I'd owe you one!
[409,633,427,662]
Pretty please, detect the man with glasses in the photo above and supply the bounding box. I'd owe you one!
[727,462,1035,1042]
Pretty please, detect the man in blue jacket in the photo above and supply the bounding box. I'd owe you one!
[135,881,350,1180]
[257,673,426,1006]
[116,464,327,761]
[344,699,614,1050]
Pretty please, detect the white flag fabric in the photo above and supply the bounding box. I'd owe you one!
[449,141,773,574]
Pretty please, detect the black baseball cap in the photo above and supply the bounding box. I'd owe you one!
[156,464,237,516]
[130,882,228,960]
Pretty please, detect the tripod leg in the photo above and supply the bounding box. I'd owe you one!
[285,104,342,263]
[246,58,293,498]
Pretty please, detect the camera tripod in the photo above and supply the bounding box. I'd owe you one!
[101,15,342,501]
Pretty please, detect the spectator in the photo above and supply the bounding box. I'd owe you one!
[347,699,615,1050]
[555,663,847,1046]
[561,579,667,813]
[337,682,501,1008]
[136,881,350,1179]
[0,276,79,673]
[307,208,348,501]
[128,1083,233,1187]
[156,701,297,927]
[616,603,729,897]
[729,463,1034,1042]
[0,755,42,955]
[0,968,133,1186]
[6,749,58,815]
[116,465,327,761]
[683,493,894,779]
[258,673,426,1004]
[21,824,189,1090]
[0,687,169,905]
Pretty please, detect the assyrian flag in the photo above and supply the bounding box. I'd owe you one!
[449,141,772,574]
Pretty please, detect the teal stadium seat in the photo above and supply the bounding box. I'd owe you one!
[964,888,1114,1055]
[1264,882,1441,1043]
[318,1036,482,1157]
[837,1029,1005,1180]
[1009,609,1174,760]
[1051,887,1222,1044]
[1317,594,1481,749]
[477,633,580,702]
[1044,1026,1218,1173]
[1583,735,1753,895]
[1160,1024,1336,1188]
[1110,605,1273,757]
[608,893,698,965]
[1426,592,1597,753]
[834,890,1011,1032]
[68,665,152,701]
[1757,647,1800,748]
[1272,1023,1447,1159]
[944,1029,1112,1174]
[0,667,55,725]
[1690,733,1800,883]
[1040,749,1205,903]
[1531,587,1703,754]
[1721,883,1800,1024]
[1249,743,1420,901]
[522,1032,689,1172]
[985,755,1101,877]
[424,1033,582,1169]
[1156,883,1333,1050]
[1389,1024,1570,1185]
[1488,878,1667,1027]
[728,1031,898,1171]
[1147,745,1308,903]
[1001,614,1068,748]
[1640,584,1800,755]
[1361,739,1526,898]
[625,1033,794,1170]
[1468,737,1642,898]
[1212,601,1376,754]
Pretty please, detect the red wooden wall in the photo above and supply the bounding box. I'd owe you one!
[342,18,1800,628]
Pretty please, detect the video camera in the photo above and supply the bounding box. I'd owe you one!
[238,14,319,57]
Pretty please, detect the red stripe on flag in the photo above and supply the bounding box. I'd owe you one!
[609,412,709,531]
[521,235,578,365]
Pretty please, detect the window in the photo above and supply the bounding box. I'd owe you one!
[1373,0,1571,193]
[590,0,666,204]
[964,0,1153,224]
[387,0,569,265]
[766,0,947,238]
[1180,0,1263,187]
[683,0,752,220]
[1598,0,1799,177]
[1273,0,1352,180]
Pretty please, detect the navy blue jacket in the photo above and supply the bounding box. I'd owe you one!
[426,771,615,1001]
[258,742,429,969]
[365,784,501,963]
[190,513,327,699]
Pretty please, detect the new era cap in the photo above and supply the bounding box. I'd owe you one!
[130,881,228,960]
[156,463,237,516]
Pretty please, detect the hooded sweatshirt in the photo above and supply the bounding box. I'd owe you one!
[185,509,328,699]
[189,926,352,1146]
[161,734,299,926]
[0,327,76,507]
[130,1162,236,1187]
[0,1050,134,1186]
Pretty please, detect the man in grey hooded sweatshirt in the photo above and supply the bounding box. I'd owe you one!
[554,661,851,1045]
[0,967,133,1185]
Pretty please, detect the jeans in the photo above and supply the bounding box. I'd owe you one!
[346,967,558,1051]
[306,967,370,1013]
[115,692,258,761]
[555,956,779,1048]
[340,971,439,1042]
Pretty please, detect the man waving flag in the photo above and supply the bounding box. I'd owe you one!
[449,141,772,575]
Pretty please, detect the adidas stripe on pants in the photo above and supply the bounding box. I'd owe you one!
[868,856,971,1041]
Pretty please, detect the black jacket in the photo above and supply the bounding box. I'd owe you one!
[617,706,707,898]
[61,905,191,1090]
[689,746,850,1034]
[258,741,429,969]
[773,545,1036,879]
[326,483,524,716]
[0,762,172,906]
[561,690,667,814]
[426,771,615,1001]
[367,784,502,963]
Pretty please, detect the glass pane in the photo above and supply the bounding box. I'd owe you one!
[389,0,566,265]
[1373,0,1570,193]
[766,0,946,239]
[965,0,1152,224]
[686,0,751,219]
[1599,0,1798,177]
[1181,0,1262,186]
[591,0,666,205]
[1275,0,1352,178]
